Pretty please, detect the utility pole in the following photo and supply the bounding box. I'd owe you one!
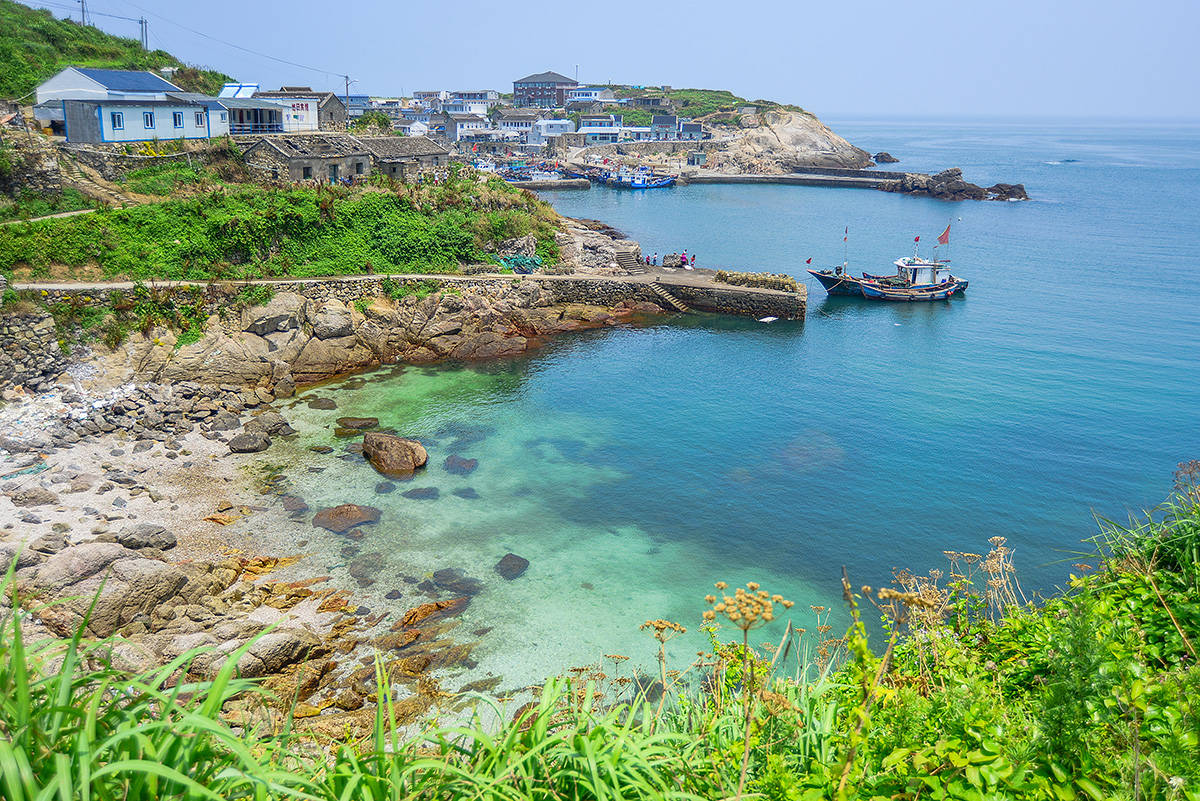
[79,0,89,25]
[344,75,351,131]
[139,17,148,49]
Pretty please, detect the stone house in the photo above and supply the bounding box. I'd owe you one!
[353,136,451,181]
[242,134,371,183]
[252,87,347,131]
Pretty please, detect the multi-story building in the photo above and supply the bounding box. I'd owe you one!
[567,86,615,104]
[252,86,347,131]
[512,71,578,108]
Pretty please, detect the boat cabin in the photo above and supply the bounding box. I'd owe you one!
[893,258,953,285]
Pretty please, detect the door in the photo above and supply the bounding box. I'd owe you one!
[328,164,339,182]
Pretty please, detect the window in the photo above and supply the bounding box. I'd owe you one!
[172,112,183,128]
[143,111,154,128]
[355,162,364,175]
[302,166,312,179]
[220,112,227,122]
[194,111,205,127]
[110,111,124,130]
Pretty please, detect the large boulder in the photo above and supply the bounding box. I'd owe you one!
[291,335,377,385]
[312,504,381,533]
[244,411,295,436]
[236,628,326,678]
[242,292,309,336]
[312,298,355,340]
[362,432,428,479]
[873,151,899,163]
[228,431,271,453]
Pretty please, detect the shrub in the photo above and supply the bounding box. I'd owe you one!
[714,270,800,292]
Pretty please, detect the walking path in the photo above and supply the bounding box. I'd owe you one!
[0,208,97,226]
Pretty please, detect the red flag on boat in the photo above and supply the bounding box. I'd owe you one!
[806,257,812,264]
[937,223,951,245]
[914,235,920,243]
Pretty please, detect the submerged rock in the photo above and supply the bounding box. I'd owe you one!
[432,568,484,596]
[307,397,338,410]
[443,454,478,475]
[494,553,530,580]
[452,487,480,499]
[337,417,379,430]
[375,481,397,494]
[362,433,428,479]
[312,504,381,533]
[398,597,469,627]
[402,487,439,500]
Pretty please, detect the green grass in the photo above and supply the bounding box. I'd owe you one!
[0,175,561,281]
[3,481,1198,799]
[0,187,99,222]
[0,0,231,99]
[118,161,212,196]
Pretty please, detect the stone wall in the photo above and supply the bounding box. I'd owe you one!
[0,311,68,392]
[0,131,63,196]
[664,282,804,319]
[58,145,193,181]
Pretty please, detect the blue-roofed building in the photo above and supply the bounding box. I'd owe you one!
[33,66,183,129]
[35,66,181,105]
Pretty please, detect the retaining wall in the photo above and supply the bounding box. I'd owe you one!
[0,311,67,392]
[58,145,194,181]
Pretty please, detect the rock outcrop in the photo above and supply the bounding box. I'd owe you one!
[882,168,1029,201]
[873,151,899,164]
[701,110,873,173]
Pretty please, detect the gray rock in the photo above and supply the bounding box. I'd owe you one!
[0,542,44,570]
[116,523,177,551]
[312,298,354,339]
[242,292,308,336]
[244,411,294,436]
[208,412,242,432]
[9,488,59,507]
[228,431,272,453]
[237,628,326,677]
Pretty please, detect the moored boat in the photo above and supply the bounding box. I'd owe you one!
[601,167,677,189]
[859,280,966,301]
[806,265,872,296]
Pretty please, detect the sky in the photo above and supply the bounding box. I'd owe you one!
[22,0,1200,118]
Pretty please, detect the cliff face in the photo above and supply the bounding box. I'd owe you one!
[705,110,873,173]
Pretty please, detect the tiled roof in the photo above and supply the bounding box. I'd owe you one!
[351,135,450,159]
[247,134,368,159]
[74,67,180,92]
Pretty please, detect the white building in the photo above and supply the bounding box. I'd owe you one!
[64,99,218,143]
[33,66,183,127]
[527,118,575,146]
[567,86,615,103]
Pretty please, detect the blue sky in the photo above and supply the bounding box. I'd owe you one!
[24,0,1200,118]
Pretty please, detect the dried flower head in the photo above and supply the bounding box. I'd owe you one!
[706,581,791,631]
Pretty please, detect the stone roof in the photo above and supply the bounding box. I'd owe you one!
[514,71,577,86]
[351,135,450,160]
[245,134,368,159]
[496,107,540,119]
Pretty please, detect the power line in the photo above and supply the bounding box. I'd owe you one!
[106,0,345,80]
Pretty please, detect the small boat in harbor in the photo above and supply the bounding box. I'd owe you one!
[809,223,969,301]
[601,167,677,189]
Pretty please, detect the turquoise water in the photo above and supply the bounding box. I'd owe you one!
[278,120,1200,690]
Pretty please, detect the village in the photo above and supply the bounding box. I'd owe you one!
[20,67,720,185]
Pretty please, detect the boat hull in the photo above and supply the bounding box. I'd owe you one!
[859,280,966,301]
[807,269,866,296]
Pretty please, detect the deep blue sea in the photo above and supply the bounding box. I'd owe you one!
[276,119,1200,687]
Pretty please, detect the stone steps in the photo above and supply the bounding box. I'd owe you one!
[58,157,135,208]
[615,249,646,275]
[649,281,690,312]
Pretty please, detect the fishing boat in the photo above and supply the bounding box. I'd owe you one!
[859,280,965,301]
[806,264,873,296]
[601,167,676,189]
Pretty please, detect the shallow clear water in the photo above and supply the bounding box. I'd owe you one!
[276,119,1200,690]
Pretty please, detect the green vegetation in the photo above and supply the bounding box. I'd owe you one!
[380,277,442,301]
[0,187,99,222]
[353,111,395,133]
[118,161,212,196]
[3,475,1198,799]
[0,174,561,281]
[28,283,210,350]
[715,269,801,292]
[0,0,232,99]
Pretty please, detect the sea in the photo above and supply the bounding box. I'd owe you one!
[271,118,1200,691]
